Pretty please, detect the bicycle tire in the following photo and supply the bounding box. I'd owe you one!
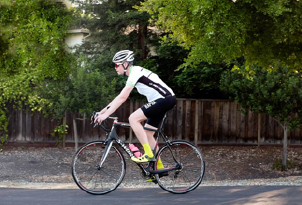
[72,140,126,195]
[155,140,205,194]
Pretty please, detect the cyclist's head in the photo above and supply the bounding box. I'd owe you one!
[113,50,134,76]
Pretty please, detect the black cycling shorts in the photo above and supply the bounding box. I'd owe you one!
[141,95,176,128]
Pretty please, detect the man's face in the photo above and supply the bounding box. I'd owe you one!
[115,62,124,75]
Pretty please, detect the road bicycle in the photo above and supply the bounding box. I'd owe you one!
[71,111,205,195]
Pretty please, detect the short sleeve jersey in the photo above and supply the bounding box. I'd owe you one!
[126,66,175,102]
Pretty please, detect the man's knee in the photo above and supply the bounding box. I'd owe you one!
[128,113,136,125]
[129,112,141,125]
[129,109,146,125]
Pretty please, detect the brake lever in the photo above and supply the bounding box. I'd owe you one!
[90,111,111,132]
[91,111,99,127]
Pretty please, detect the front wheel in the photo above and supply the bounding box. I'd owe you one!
[155,140,205,194]
[72,140,126,195]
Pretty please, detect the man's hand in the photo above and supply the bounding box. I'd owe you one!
[94,112,108,125]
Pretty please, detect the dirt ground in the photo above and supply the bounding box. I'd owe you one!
[0,145,301,185]
[201,145,302,181]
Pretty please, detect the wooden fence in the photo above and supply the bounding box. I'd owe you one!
[6,99,302,145]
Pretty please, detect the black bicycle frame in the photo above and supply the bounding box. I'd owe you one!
[98,117,181,176]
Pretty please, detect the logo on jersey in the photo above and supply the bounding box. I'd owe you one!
[149,83,167,94]
[144,101,156,109]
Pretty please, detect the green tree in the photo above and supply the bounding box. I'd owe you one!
[140,42,188,97]
[174,62,228,98]
[40,55,116,148]
[71,0,198,97]
[221,66,302,170]
[71,0,229,99]
[137,0,302,70]
[42,56,116,118]
[0,0,74,145]
[69,0,156,98]
[71,0,152,64]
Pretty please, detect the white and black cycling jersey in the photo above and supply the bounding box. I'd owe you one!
[126,66,175,102]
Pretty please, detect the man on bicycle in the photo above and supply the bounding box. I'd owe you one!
[94,50,176,165]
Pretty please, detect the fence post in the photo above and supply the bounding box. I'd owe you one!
[16,110,23,141]
[176,99,183,140]
[82,113,86,140]
[73,118,78,151]
[194,100,199,145]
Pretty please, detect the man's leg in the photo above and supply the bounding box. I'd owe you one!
[129,109,154,160]
[144,124,164,169]
[144,124,157,152]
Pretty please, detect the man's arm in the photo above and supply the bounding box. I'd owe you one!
[95,86,134,123]
[106,85,133,116]
[99,104,111,114]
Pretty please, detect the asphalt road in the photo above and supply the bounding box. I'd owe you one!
[0,186,301,205]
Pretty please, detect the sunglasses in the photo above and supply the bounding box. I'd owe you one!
[115,63,122,68]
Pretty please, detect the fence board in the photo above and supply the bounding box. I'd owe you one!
[4,99,302,145]
[198,100,203,143]
[229,102,237,142]
[221,101,229,142]
[176,99,183,140]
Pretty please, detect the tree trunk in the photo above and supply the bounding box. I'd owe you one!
[282,125,288,170]
[138,21,147,59]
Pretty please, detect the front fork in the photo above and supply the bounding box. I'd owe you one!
[97,140,114,169]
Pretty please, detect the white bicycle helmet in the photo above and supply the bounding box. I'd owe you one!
[112,50,134,63]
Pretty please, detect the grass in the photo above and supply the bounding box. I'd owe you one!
[273,159,296,171]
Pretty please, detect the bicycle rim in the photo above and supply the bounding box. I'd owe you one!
[72,141,126,195]
[155,140,205,194]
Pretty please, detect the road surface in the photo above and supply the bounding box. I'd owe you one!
[0,186,301,205]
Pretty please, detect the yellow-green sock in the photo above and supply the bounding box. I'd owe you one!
[157,158,164,170]
[142,143,154,158]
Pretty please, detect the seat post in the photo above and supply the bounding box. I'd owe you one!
[157,113,167,132]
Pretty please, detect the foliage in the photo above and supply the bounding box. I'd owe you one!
[137,0,302,70]
[0,0,74,77]
[69,0,229,99]
[221,65,302,168]
[51,124,69,148]
[273,159,295,171]
[175,63,228,98]
[40,55,116,118]
[41,55,116,147]
[139,42,227,98]
[140,42,188,97]
[221,66,302,129]
[71,0,152,66]
[69,0,150,96]
[0,0,74,145]
[0,107,8,146]
[70,0,195,98]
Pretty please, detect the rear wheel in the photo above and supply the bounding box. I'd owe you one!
[155,140,205,194]
[72,141,126,195]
